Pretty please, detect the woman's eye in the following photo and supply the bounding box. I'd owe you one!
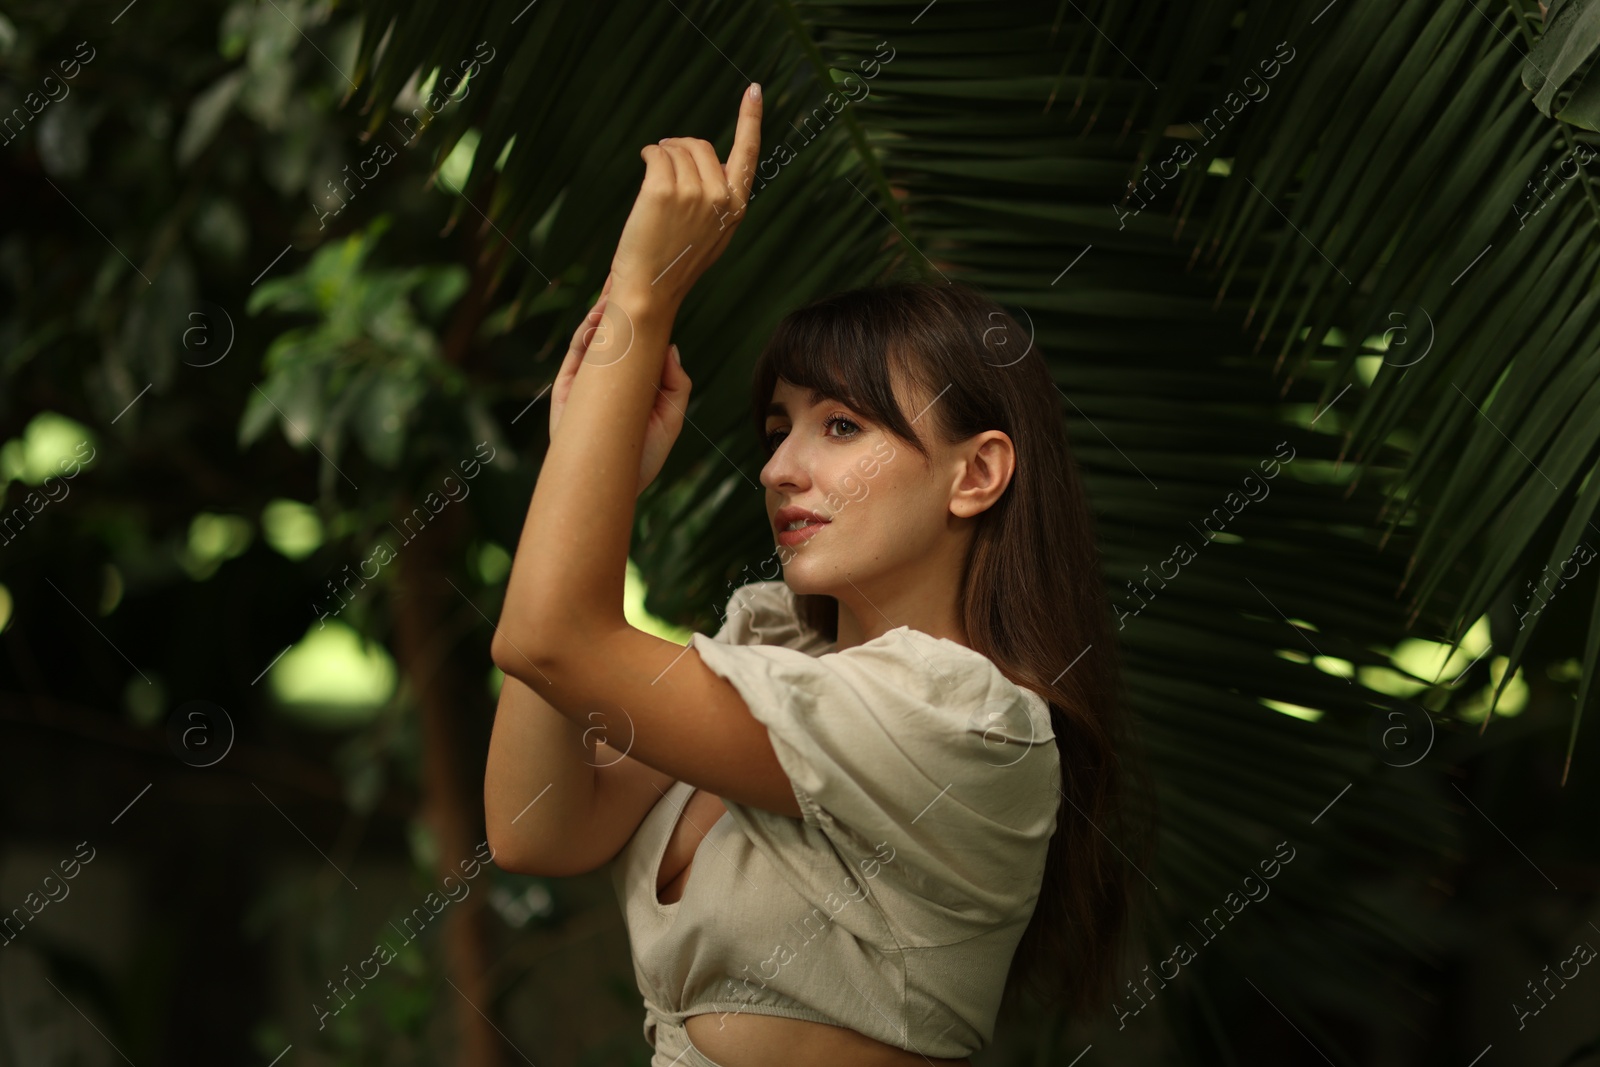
[765,415,859,451]
[824,415,861,438]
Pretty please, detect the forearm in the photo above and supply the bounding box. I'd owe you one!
[492,283,679,673]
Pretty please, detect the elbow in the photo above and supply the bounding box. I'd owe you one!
[482,786,520,874]
[482,810,553,877]
[484,824,520,873]
[490,615,627,685]
[489,630,519,677]
[483,774,607,879]
[489,601,595,682]
[490,628,555,688]
[488,599,551,678]
[482,824,596,879]
[484,824,539,876]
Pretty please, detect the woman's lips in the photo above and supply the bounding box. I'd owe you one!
[776,520,828,548]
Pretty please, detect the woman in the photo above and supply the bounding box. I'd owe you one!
[485,83,1147,1066]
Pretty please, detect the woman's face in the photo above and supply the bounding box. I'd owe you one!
[760,375,955,598]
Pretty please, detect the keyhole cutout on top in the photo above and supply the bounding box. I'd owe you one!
[655,787,729,906]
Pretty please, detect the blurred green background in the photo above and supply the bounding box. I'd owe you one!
[3,0,1600,1064]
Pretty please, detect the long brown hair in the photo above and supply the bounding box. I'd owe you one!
[748,280,1156,1020]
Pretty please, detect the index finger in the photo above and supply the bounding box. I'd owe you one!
[725,82,763,210]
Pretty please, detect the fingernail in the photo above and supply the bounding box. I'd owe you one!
[750,83,761,102]
[671,344,681,365]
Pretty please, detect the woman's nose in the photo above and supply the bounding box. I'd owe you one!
[760,438,810,492]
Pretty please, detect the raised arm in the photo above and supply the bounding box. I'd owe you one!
[483,274,690,872]
[493,86,764,650]
[488,84,803,818]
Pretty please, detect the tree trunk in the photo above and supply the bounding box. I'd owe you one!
[391,498,504,1067]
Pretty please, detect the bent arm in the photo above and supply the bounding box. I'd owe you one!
[483,260,705,830]
[488,92,790,813]
[485,668,676,876]
[493,623,804,818]
[492,86,760,668]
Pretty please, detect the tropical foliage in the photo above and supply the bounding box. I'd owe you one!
[3,0,1598,1064]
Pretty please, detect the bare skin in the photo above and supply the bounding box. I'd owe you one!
[685,1011,973,1067]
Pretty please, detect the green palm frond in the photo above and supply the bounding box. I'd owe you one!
[1169,0,1600,778]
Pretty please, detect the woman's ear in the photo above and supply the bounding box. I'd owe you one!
[950,430,1015,518]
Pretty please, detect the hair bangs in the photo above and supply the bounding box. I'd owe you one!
[750,294,931,459]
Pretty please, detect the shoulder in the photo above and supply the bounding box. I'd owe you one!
[695,620,1056,768]
[835,626,1057,748]
[693,621,1059,846]
[866,631,1061,836]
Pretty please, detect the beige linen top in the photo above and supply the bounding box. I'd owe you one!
[608,580,1060,1060]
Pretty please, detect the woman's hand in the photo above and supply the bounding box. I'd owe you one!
[550,271,692,496]
[608,82,763,312]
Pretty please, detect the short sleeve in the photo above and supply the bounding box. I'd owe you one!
[707,579,828,653]
[690,619,1060,871]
